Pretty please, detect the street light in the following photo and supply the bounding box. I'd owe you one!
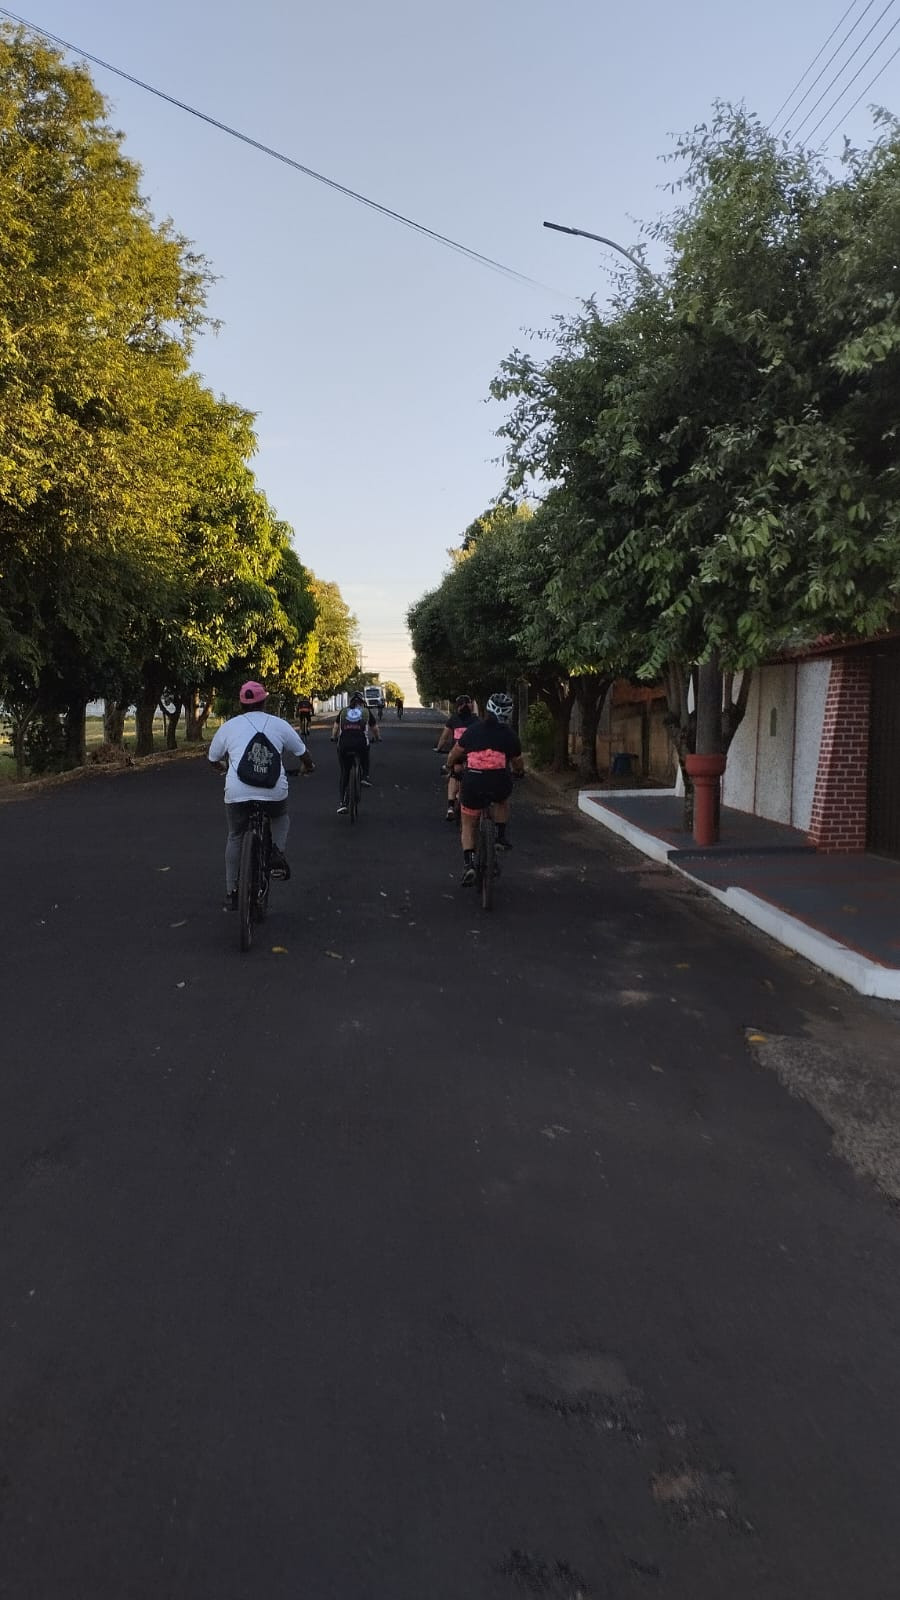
[543,220,663,289]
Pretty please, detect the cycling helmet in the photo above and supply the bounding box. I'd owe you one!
[239,680,268,706]
[455,694,473,710]
[349,692,365,707]
[486,691,514,723]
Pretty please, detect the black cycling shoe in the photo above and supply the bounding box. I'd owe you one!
[269,847,291,880]
[461,864,476,887]
[496,836,512,851]
[223,890,238,912]
[445,806,457,821]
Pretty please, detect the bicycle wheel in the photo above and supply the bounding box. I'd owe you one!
[237,828,257,951]
[349,757,361,824]
[479,814,495,911]
[256,817,271,922]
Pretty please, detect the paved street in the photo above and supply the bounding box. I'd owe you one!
[1,713,899,1599]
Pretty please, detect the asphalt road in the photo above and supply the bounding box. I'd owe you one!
[2,713,899,1599]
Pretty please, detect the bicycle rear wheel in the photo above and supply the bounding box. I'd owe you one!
[479,814,495,911]
[237,828,257,951]
[256,818,271,921]
[349,757,362,823]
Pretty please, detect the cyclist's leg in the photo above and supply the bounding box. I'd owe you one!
[265,798,290,875]
[458,774,484,884]
[337,745,352,809]
[491,778,514,846]
[224,802,250,898]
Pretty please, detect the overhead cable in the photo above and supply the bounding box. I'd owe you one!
[770,0,867,127]
[796,8,900,140]
[822,39,900,137]
[788,0,898,140]
[774,0,879,134]
[0,6,564,296]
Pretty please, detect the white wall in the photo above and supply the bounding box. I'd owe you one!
[723,671,759,814]
[722,658,831,831]
[756,664,797,824]
[791,658,830,831]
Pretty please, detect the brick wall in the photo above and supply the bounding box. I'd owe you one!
[807,654,872,851]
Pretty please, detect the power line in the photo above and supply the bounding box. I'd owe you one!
[797,7,900,140]
[0,6,565,297]
[822,39,900,137]
[788,0,898,140]
[774,0,878,135]
[771,0,867,128]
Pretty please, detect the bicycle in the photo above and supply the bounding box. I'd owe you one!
[347,751,363,824]
[474,802,499,911]
[236,800,274,952]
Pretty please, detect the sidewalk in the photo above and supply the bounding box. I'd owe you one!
[579,788,900,1001]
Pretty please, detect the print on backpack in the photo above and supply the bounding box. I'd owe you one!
[236,724,282,788]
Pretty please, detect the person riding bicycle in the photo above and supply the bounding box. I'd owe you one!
[208,680,314,910]
[435,694,478,821]
[446,691,524,886]
[395,696,404,719]
[295,693,314,732]
[331,692,380,814]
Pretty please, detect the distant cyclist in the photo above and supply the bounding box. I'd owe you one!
[208,680,314,910]
[435,694,478,822]
[332,692,380,814]
[446,692,524,885]
[295,693,314,737]
[395,697,404,720]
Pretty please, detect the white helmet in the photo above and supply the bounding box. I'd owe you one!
[486,692,514,723]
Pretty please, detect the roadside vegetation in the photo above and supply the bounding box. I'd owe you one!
[409,108,900,797]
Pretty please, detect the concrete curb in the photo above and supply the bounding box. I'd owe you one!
[579,790,900,1002]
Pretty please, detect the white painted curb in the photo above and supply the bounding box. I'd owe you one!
[579,790,900,1001]
[578,791,676,865]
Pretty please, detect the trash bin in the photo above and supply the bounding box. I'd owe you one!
[611,752,637,777]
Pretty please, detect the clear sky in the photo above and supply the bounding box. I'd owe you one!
[12,1,898,701]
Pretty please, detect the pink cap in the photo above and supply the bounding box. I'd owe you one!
[239,681,268,706]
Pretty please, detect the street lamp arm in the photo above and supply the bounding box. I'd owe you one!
[543,220,662,288]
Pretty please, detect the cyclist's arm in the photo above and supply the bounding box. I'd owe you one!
[447,740,467,769]
[435,727,452,752]
[208,724,228,766]
[331,716,341,742]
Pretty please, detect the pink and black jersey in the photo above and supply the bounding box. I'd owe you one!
[458,718,522,773]
[446,709,477,745]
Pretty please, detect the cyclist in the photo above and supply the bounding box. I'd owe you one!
[435,694,478,822]
[395,696,404,720]
[295,693,314,736]
[208,680,314,910]
[332,692,380,813]
[446,691,524,886]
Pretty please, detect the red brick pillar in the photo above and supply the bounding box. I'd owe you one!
[807,654,871,852]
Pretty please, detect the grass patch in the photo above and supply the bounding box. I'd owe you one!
[0,714,222,782]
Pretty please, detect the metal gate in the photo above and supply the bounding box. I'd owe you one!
[868,649,900,857]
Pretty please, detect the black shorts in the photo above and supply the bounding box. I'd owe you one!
[225,797,287,835]
[460,770,512,816]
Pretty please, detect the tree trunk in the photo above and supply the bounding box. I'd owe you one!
[63,699,87,767]
[695,652,722,755]
[11,702,38,779]
[539,681,576,772]
[159,696,183,750]
[134,676,160,758]
[574,674,613,782]
[104,700,126,747]
[185,688,211,742]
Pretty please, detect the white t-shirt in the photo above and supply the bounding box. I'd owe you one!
[208,712,307,803]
